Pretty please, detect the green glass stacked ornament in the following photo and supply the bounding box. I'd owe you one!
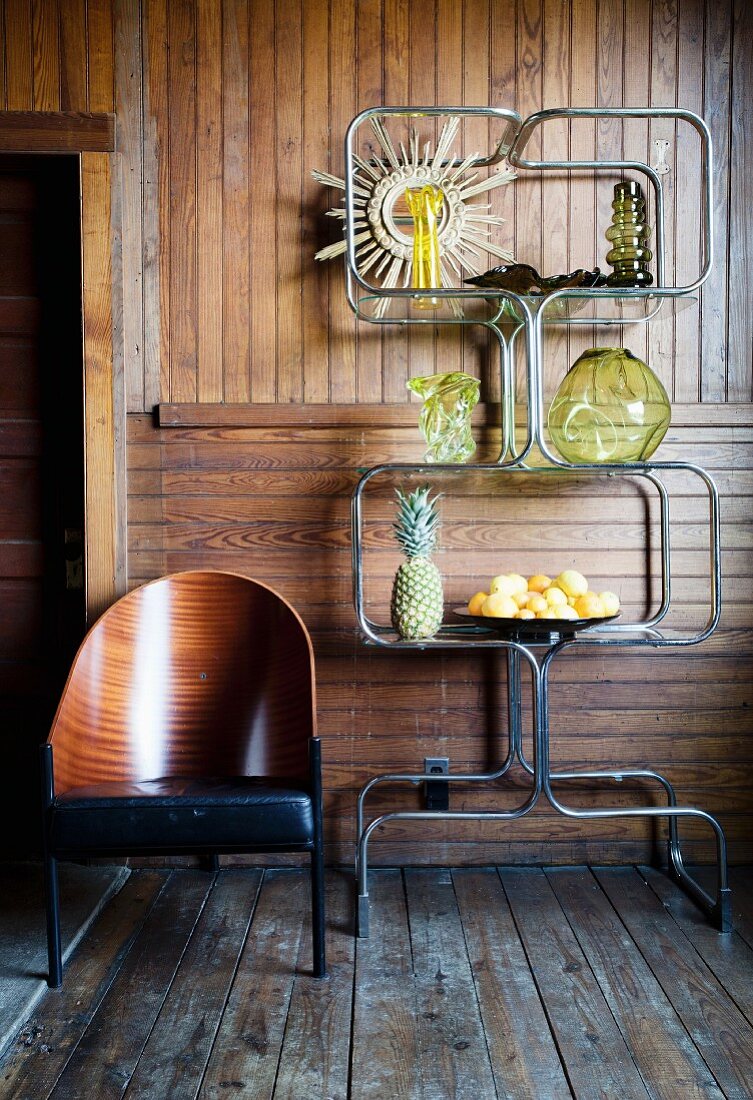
[605,180,653,287]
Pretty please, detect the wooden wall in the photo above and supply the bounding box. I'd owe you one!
[2,0,752,864]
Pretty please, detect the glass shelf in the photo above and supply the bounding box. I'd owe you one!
[353,289,697,327]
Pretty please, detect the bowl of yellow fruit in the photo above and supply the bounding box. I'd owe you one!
[454,570,620,639]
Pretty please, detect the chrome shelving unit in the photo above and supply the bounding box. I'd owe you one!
[340,106,730,937]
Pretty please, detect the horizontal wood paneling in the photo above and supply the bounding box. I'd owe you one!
[0,110,116,150]
[128,412,753,863]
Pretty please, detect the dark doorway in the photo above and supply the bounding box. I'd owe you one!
[0,154,86,856]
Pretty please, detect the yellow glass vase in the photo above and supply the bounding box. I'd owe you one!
[548,347,671,464]
[407,372,480,463]
[405,184,443,309]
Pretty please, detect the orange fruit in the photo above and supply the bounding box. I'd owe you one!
[482,592,518,618]
[574,592,606,619]
[527,574,552,594]
[468,591,488,616]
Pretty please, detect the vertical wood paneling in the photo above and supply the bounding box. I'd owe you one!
[728,0,753,401]
[621,0,651,369]
[515,0,543,400]
[5,0,33,108]
[87,0,114,111]
[59,0,88,110]
[541,0,570,397]
[674,0,704,402]
[701,0,731,402]
[302,0,330,402]
[275,0,304,404]
[248,0,277,401]
[196,0,223,403]
[32,0,59,110]
[167,0,197,402]
[462,0,493,394]
[568,0,597,372]
[222,0,249,403]
[114,0,145,413]
[435,0,464,384]
[380,0,410,404]
[648,0,678,397]
[595,0,623,359]
[328,0,358,402]
[0,0,6,107]
[407,0,437,391]
[142,0,168,408]
[81,151,119,618]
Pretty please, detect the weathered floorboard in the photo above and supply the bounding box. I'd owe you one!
[452,868,571,1099]
[48,871,214,1100]
[594,866,753,1099]
[124,870,262,1099]
[1,866,752,1100]
[499,866,652,1100]
[0,871,168,1100]
[547,866,725,1100]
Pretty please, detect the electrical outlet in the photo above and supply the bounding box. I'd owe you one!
[423,757,450,811]
[424,757,449,775]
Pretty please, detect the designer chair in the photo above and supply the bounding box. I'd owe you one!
[40,570,325,987]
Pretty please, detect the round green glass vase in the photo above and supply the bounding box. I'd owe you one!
[548,347,671,464]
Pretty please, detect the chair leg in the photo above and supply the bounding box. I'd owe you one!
[44,853,63,988]
[311,843,326,979]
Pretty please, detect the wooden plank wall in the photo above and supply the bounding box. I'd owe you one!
[2,0,752,863]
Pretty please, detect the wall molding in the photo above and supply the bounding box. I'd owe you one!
[157,402,753,430]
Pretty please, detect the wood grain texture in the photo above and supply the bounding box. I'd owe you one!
[0,870,167,1100]
[500,866,653,1100]
[126,414,753,864]
[0,110,115,149]
[48,571,316,794]
[81,151,121,621]
[48,871,214,1100]
[547,866,725,1099]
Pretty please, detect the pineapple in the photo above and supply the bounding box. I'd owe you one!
[390,486,444,639]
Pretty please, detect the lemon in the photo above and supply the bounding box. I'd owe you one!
[482,592,518,618]
[515,608,536,620]
[543,586,568,608]
[513,590,531,608]
[599,591,620,616]
[526,593,548,614]
[574,592,606,618]
[527,574,552,594]
[507,573,529,595]
[557,604,580,620]
[468,591,488,616]
[489,574,517,598]
[536,609,560,619]
[556,570,589,598]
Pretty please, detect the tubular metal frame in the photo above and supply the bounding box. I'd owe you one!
[341,106,730,938]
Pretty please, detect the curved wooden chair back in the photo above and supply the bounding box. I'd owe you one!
[47,571,316,796]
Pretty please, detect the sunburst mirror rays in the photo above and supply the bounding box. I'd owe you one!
[312,116,516,317]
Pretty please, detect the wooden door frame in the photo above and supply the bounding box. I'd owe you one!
[0,112,125,623]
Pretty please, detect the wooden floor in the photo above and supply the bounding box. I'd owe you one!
[1,866,752,1099]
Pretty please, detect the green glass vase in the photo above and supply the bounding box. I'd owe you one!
[548,347,671,464]
[407,372,480,463]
